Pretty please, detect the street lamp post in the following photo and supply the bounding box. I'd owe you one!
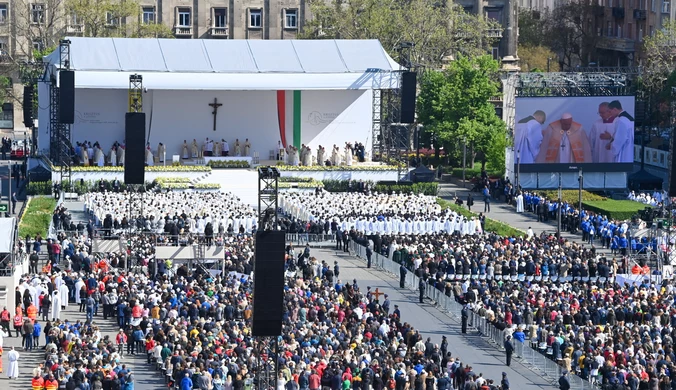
[462,139,467,188]
[516,149,521,190]
[578,169,583,227]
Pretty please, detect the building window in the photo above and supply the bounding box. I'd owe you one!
[70,12,80,26]
[31,4,44,24]
[485,9,501,22]
[213,8,226,27]
[607,21,612,36]
[0,103,12,129]
[142,7,155,24]
[617,23,622,37]
[663,0,670,12]
[284,9,298,29]
[628,23,632,38]
[0,37,7,56]
[650,25,654,35]
[106,11,118,26]
[177,8,191,27]
[32,40,43,51]
[249,9,262,28]
[0,4,7,24]
[491,47,499,60]
[652,0,656,10]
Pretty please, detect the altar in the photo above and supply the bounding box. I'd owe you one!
[203,156,254,166]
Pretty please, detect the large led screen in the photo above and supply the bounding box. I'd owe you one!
[514,96,635,172]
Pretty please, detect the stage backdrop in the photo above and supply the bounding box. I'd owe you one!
[513,96,635,173]
[37,88,373,160]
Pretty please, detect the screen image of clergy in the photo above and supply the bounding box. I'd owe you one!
[513,96,635,164]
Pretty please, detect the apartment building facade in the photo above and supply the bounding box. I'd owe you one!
[594,0,667,66]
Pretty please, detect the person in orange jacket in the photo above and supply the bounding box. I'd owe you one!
[26,303,37,322]
[44,372,59,390]
[31,373,45,390]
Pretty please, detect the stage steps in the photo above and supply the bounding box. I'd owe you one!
[191,171,213,184]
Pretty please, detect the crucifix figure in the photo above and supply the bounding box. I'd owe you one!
[209,98,223,131]
[372,288,385,302]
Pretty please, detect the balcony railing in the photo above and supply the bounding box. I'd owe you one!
[634,9,647,19]
[485,28,503,38]
[596,36,636,52]
[66,24,84,33]
[210,26,228,36]
[173,26,192,36]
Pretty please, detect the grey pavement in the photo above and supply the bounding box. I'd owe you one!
[1,303,166,389]
[318,248,557,390]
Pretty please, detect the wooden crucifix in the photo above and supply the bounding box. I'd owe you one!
[372,288,385,302]
[209,98,223,131]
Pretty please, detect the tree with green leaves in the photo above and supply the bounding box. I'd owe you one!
[301,0,501,68]
[417,55,507,171]
[65,0,173,38]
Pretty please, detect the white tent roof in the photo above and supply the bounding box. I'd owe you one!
[46,38,401,90]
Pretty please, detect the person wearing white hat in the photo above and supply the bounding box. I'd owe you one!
[536,112,592,163]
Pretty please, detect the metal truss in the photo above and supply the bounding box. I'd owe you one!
[569,66,642,74]
[49,77,61,165]
[48,40,73,186]
[129,74,143,112]
[258,167,280,231]
[253,337,278,390]
[372,88,382,156]
[516,72,636,97]
[371,70,404,161]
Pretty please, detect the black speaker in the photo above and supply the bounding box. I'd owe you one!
[124,113,146,185]
[252,230,285,337]
[23,85,33,128]
[59,70,75,124]
[635,101,646,126]
[400,71,417,124]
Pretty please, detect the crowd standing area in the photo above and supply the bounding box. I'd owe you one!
[279,189,676,390]
[4,189,518,390]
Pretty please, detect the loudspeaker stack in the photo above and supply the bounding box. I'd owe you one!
[400,71,417,124]
[124,113,146,185]
[252,230,285,337]
[59,71,75,124]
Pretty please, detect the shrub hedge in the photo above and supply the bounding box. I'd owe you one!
[582,200,650,221]
[538,190,605,204]
[19,197,57,238]
[445,167,504,180]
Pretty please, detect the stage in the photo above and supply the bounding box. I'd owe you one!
[37,38,401,164]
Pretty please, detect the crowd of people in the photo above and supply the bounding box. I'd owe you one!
[627,190,667,207]
[4,220,516,390]
[281,192,483,237]
[280,188,676,390]
[84,191,258,236]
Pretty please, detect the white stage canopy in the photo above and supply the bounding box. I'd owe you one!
[45,38,401,90]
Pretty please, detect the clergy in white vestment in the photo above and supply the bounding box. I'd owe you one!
[234,139,241,156]
[293,147,300,166]
[516,193,524,213]
[95,146,105,165]
[158,143,166,163]
[608,100,635,163]
[317,146,325,166]
[59,283,69,309]
[244,139,251,156]
[214,140,222,157]
[109,146,118,166]
[513,110,546,164]
[588,102,615,163]
[344,143,353,166]
[6,346,18,379]
[74,278,85,304]
[117,146,125,166]
[51,290,61,320]
[145,143,154,166]
[222,140,229,156]
[191,139,199,158]
[182,140,190,159]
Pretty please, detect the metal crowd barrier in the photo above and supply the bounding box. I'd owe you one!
[285,233,336,245]
[349,241,597,390]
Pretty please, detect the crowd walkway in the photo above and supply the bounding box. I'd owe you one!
[1,303,166,389]
[439,182,606,251]
[321,248,557,390]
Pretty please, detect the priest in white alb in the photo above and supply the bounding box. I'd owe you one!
[109,145,117,166]
[182,140,190,159]
[117,145,125,166]
[157,142,166,164]
[244,139,251,156]
[6,346,18,379]
[145,143,154,166]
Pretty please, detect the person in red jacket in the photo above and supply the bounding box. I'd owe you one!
[116,329,127,355]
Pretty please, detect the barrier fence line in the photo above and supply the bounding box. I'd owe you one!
[348,241,597,390]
